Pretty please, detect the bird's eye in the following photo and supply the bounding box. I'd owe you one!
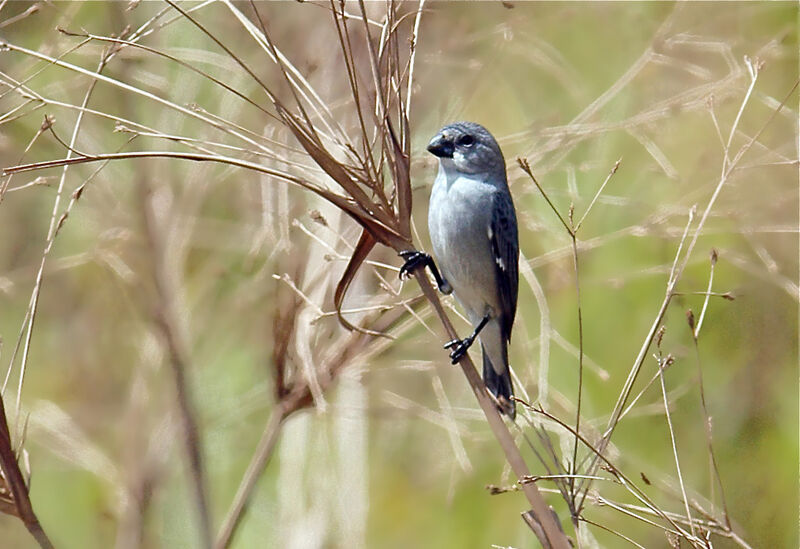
[457,135,475,147]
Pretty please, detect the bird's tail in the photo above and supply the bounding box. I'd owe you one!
[482,346,516,420]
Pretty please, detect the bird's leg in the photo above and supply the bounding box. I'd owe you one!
[444,313,491,364]
[398,250,452,294]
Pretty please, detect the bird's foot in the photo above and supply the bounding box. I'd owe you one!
[398,250,452,294]
[444,336,475,364]
[398,250,430,280]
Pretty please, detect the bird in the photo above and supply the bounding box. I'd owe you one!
[400,121,519,419]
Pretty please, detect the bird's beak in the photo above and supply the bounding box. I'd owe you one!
[427,133,454,158]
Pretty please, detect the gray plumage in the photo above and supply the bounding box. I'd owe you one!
[426,121,519,418]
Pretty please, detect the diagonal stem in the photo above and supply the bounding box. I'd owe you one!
[407,263,571,549]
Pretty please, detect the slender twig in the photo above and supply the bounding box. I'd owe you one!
[409,267,571,549]
[529,404,694,540]
[13,47,110,428]
[567,228,583,512]
[579,517,647,549]
[0,41,275,156]
[517,158,622,519]
[655,352,695,538]
[572,66,797,545]
[689,311,732,530]
[2,119,52,393]
[215,301,410,547]
[575,206,696,513]
[56,28,279,122]
[694,250,718,339]
[215,407,285,549]
[518,158,572,235]
[139,176,213,549]
[0,394,54,549]
[574,158,622,232]
[405,0,425,123]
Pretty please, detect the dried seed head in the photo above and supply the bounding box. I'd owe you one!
[666,531,680,548]
[41,115,55,131]
[656,325,666,348]
[309,209,328,226]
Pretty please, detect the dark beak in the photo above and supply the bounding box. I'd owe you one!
[426,134,454,158]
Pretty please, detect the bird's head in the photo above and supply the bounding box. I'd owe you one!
[426,121,505,175]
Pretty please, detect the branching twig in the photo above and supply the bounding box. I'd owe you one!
[139,173,213,549]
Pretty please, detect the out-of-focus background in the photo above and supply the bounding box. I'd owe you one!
[0,2,796,548]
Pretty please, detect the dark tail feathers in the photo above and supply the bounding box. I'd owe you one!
[482,349,516,420]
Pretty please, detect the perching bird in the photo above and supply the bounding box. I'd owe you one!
[401,122,519,419]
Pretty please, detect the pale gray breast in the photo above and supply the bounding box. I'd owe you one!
[428,170,499,321]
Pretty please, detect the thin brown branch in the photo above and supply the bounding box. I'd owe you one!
[57,28,279,122]
[689,325,732,530]
[139,176,212,549]
[215,407,285,549]
[517,158,573,236]
[655,352,695,538]
[215,297,409,547]
[574,158,622,232]
[406,263,571,549]
[0,395,54,549]
[528,405,694,541]
[567,225,583,513]
[2,150,407,246]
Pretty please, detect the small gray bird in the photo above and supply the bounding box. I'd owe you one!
[401,121,519,419]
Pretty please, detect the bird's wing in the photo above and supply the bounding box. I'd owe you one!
[489,190,519,342]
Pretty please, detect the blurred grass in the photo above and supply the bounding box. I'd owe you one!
[0,1,797,548]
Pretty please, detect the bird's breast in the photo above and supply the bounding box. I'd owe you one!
[428,172,498,321]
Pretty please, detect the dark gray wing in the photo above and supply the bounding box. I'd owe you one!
[489,190,519,342]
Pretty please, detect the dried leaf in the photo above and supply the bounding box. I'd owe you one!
[334,229,390,337]
[387,117,412,238]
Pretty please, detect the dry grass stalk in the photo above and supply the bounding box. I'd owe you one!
[1,2,794,548]
[0,395,53,548]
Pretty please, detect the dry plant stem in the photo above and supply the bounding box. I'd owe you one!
[656,356,695,538]
[690,336,731,529]
[567,230,583,511]
[2,152,390,234]
[576,74,798,516]
[0,41,277,158]
[518,159,620,512]
[215,303,410,548]
[409,269,570,549]
[0,45,112,549]
[690,253,731,526]
[0,396,53,549]
[11,49,105,425]
[139,180,213,549]
[579,517,646,549]
[574,207,696,514]
[215,407,284,549]
[530,406,691,538]
[694,252,717,339]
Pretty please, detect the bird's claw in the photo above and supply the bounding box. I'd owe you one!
[399,250,430,280]
[444,336,474,364]
[399,250,452,294]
